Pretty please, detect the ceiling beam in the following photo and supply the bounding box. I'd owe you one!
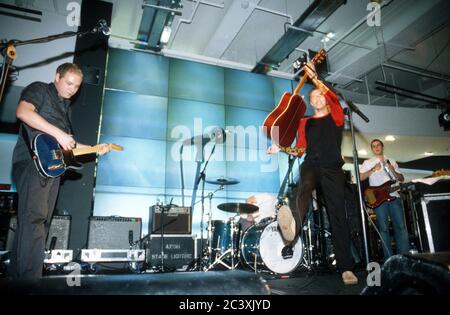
[252,0,346,74]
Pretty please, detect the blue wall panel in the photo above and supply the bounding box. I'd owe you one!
[106,48,169,96]
[101,90,167,140]
[169,59,224,104]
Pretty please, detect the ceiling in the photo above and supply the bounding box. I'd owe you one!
[108,0,450,110]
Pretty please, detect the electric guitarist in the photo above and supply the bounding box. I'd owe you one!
[10,63,112,279]
[360,139,410,260]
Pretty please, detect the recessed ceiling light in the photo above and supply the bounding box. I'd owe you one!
[385,135,396,141]
[326,32,335,38]
[358,149,368,156]
[424,152,434,156]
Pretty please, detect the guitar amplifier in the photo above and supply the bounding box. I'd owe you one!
[46,215,71,250]
[4,215,70,251]
[149,205,192,234]
[88,216,142,249]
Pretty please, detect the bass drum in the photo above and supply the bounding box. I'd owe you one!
[240,217,303,274]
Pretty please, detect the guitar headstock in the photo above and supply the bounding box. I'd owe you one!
[108,144,124,151]
[311,48,327,65]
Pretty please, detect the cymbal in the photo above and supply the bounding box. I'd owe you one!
[205,177,240,186]
[217,202,259,214]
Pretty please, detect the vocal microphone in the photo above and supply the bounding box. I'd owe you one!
[182,128,230,146]
[92,19,111,36]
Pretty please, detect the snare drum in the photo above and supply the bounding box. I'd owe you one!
[240,217,303,274]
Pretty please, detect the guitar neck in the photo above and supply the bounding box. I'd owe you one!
[293,73,308,95]
[72,145,104,156]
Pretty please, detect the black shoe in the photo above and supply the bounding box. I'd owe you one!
[281,245,293,259]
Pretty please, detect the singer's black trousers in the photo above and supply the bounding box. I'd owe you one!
[9,160,60,279]
[291,164,354,272]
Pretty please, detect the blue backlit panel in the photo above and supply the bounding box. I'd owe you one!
[165,141,226,190]
[169,58,224,104]
[101,90,167,140]
[225,147,280,193]
[224,68,274,111]
[96,135,166,188]
[106,48,169,96]
[225,106,270,149]
[166,98,225,142]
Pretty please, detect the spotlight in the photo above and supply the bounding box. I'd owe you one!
[438,109,450,131]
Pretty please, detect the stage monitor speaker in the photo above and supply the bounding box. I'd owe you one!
[362,253,450,295]
[149,205,191,234]
[46,215,71,250]
[88,216,142,249]
[415,193,450,252]
[5,215,70,251]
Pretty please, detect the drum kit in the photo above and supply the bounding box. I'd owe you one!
[201,177,304,274]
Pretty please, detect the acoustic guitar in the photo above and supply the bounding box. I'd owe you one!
[31,133,123,178]
[262,49,327,147]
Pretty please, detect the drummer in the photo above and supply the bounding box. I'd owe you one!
[238,193,277,232]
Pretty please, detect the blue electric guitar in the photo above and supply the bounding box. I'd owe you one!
[31,133,123,178]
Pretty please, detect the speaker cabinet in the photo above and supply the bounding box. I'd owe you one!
[149,205,191,234]
[88,216,142,249]
[145,235,196,271]
[5,215,71,251]
[46,215,71,250]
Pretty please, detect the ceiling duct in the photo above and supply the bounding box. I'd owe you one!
[137,0,182,52]
[252,0,346,74]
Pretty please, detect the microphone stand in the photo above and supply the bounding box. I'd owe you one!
[304,65,370,265]
[0,22,108,103]
[196,143,216,270]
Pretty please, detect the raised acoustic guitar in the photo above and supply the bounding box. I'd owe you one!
[262,49,327,148]
[32,133,123,178]
[364,180,400,209]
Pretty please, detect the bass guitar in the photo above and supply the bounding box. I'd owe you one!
[262,49,327,147]
[32,133,123,178]
[364,180,400,209]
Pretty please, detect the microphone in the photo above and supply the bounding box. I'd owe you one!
[92,19,111,36]
[182,127,229,146]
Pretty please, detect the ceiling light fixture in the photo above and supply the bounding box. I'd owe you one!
[424,152,434,156]
[385,135,396,141]
[160,25,172,45]
[358,149,368,156]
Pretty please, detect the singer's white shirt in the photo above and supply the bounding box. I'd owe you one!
[361,155,402,197]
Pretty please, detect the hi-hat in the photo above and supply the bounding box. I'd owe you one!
[205,177,240,186]
[217,202,259,214]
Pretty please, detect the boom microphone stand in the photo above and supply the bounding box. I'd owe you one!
[0,19,110,103]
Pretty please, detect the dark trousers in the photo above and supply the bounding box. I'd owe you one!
[9,160,60,278]
[292,164,354,272]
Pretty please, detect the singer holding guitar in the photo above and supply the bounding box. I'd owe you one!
[267,62,358,285]
[360,139,410,260]
[9,63,111,278]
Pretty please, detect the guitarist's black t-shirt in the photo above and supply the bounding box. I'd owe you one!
[12,82,73,164]
[304,114,344,169]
